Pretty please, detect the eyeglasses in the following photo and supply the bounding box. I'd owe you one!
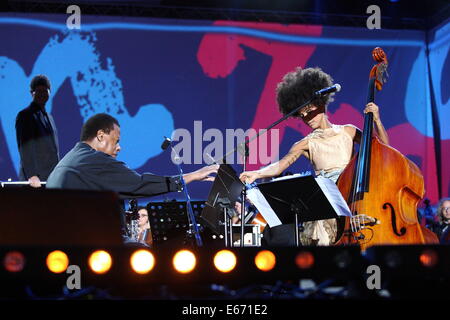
[299,105,316,118]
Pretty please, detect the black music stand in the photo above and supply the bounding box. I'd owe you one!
[199,164,244,247]
[256,175,343,246]
[147,200,206,247]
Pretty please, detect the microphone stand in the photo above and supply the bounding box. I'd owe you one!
[163,137,203,247]
[213,95,319,247]
[240,143,249,247]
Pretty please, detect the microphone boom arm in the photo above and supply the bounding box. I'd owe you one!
[217,95,318,164]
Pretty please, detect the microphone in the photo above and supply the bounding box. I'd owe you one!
[161,136,171,150]
[314,84,341,96]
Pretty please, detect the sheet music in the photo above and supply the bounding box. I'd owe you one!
[246,187,282,227]
[314,176,351,217]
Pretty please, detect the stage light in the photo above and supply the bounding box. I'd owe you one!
[254,250,276,272]
[89,250,112,274]
[3,251,25,273]
[213,250,237,273]
[173,250,196,274]
[46,250,69,273]
[334,250,352,269]
[296,251,314,269]
[385,251,402,268]
[419,249,438,268]
[130,249,155,274]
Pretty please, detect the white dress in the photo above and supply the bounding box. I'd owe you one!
[300,124,356,246]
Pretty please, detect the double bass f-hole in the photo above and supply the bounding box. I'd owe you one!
[383,202,407,237]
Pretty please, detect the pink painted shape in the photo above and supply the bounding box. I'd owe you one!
[197,20,322,170]
[328,103,364,129]
[197,20,444,201]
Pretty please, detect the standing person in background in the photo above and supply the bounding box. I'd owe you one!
[15,74,59,187]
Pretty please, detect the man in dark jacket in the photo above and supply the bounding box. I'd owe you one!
[15,75,59,187]
[46,113,217,197]
[47,113,217,245]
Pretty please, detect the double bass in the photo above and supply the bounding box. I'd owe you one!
[335,47,438,250]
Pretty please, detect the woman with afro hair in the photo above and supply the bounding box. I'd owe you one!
[240,67,389,246]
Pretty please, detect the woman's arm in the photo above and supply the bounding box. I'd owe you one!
[239,139,308,184]
[364,102,389,145]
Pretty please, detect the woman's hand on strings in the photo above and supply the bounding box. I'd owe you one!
[364,102,381,122]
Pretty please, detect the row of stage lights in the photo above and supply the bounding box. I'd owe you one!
[1,246,445,283]
[2,249,316,275]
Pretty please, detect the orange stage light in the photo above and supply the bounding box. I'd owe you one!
[296,251,315,269]
[3,251,26,273]
[130,249,155,274]
[46,250,69,273]
[419,249,438,268]
[88,250,112,274]
[254,250,276,272]
[213,250,237,273]
[173,250,196,274]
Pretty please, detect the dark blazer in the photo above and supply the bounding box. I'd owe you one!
[46,142,181,198]
[15,102,59,181]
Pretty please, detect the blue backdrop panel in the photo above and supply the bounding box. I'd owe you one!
[0,13,448,203]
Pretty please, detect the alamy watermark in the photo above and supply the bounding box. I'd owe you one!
[66,5,81,30]
[170,121,280,165]
[366,5,381,30]
[63,263,382,292]
[66,264,81,290]
[366,264,381,290]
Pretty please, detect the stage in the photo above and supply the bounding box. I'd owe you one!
[0,0,449,307]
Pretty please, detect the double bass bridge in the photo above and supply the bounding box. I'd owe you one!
[350,213,379,233]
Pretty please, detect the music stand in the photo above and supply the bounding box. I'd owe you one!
[255,175,346,246]
[146,201,206,247]
[199,164,244,247]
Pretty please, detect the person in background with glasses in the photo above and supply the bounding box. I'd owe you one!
[435,198,450,242]
[137,206,152,246]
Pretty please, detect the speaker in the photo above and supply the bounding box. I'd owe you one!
[0,188,123,246]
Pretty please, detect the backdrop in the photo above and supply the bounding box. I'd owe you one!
[0,13,448,204]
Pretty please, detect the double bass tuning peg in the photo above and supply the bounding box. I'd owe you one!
[372,47,387,63]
